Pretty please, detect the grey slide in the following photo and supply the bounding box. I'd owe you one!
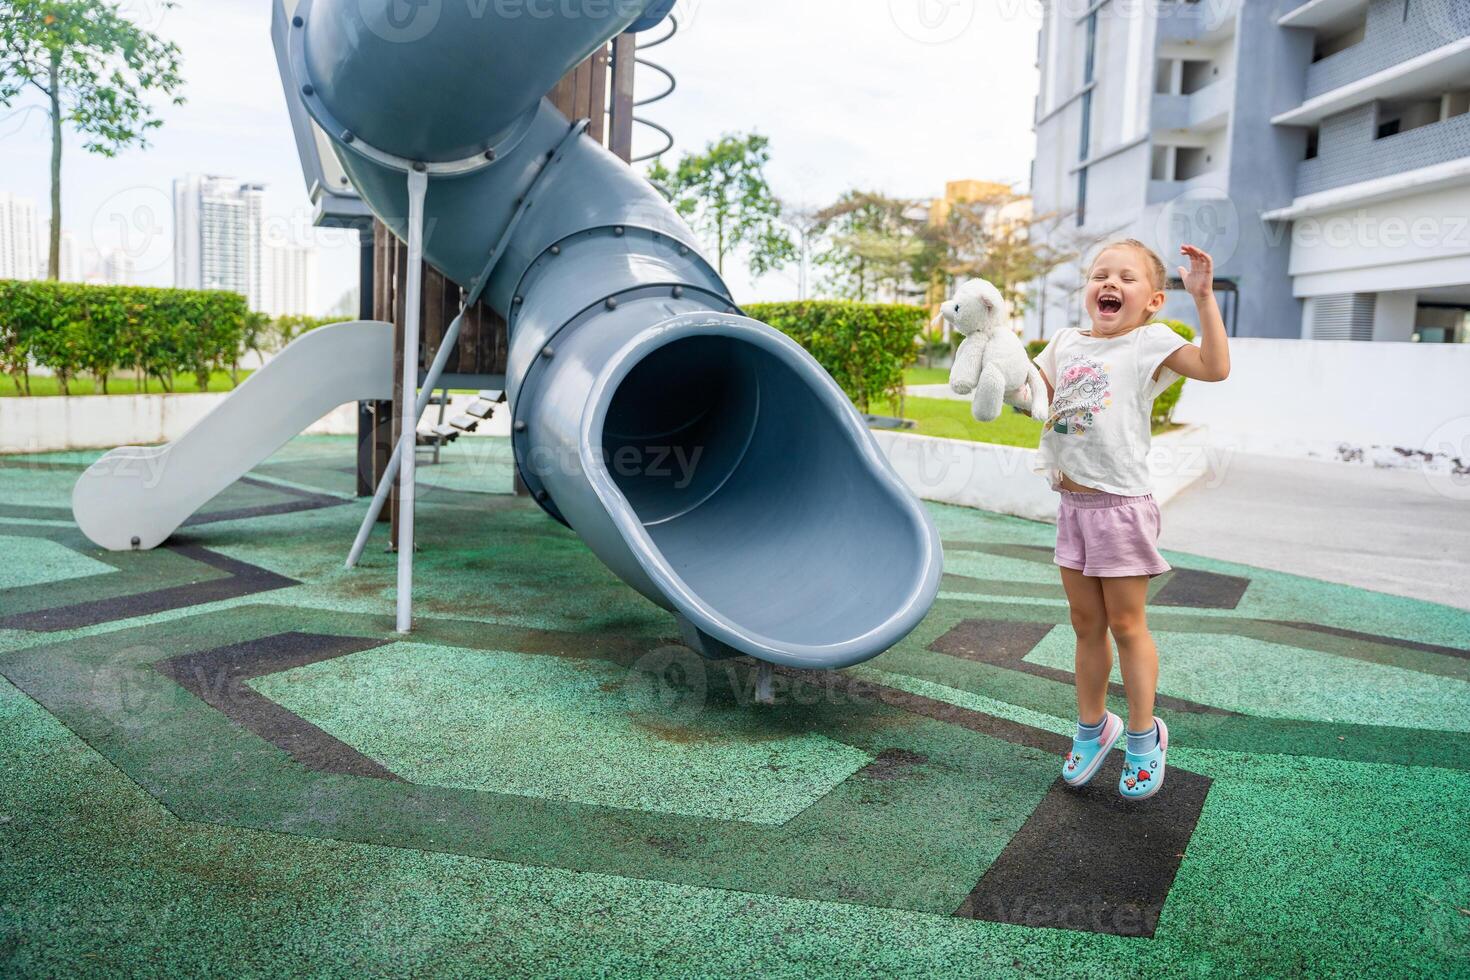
[75,0,944,670]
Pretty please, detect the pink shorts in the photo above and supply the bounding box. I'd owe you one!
[1054,491,1171,578]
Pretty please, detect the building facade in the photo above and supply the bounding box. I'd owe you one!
[265,242,318,317]
[173,175,267,309]
[1028,0,1470,343]
[0,193,41,281]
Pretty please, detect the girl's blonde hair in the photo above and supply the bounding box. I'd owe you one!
[1090,239,1168,292]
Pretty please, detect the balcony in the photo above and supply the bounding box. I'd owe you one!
[1278,0,1368,32]
[1155,0,1240,45]
[1147,171,1229,207]
[1293,2,1470,106]
[1276,35,1470,126]
[1297,111,1470,197]
[1152,76,1233,133]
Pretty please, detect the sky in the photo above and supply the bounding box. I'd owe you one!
[0,0,1043,310]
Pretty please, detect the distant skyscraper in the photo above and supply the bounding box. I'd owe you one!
[0,193,40,280]
[101,249,136,286]
[41,226,82,282]
[173,175,267,308]
[266,243,318,317]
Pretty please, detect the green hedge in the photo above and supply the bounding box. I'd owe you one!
[0,280,252,395]
[1150,320,1196,428]
[1025,320,1196,428]
[745,301,925,414]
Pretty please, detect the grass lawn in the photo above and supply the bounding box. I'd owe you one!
[870,394,1044,448]
[0,369,252,397]
[902,365,950,386]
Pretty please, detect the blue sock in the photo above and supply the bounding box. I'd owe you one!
[1076,717,1105,741]
[1127,723,1159,755]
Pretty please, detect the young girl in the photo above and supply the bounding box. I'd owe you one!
[1033,239,1230,799]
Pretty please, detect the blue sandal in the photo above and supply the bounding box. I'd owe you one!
[1119,718,1169,800]
[1061,710,1123,787]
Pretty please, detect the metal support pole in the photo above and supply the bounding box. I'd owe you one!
[396,168,429,633]
[346,310,464,569]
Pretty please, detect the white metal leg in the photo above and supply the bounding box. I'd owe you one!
[396,168,429,633]
[345,310,464,570]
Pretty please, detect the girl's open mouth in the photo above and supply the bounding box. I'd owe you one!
[1097,295,1123,316]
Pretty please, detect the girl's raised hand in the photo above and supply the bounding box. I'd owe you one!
[1178,244,1215,300]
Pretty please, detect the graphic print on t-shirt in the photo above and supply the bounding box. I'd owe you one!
[1046,354,1112,436]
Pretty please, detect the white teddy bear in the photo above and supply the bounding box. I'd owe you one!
[939,278,1049,423]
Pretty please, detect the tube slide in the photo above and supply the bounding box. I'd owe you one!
[90,0,939,669]
[72,320,393,551]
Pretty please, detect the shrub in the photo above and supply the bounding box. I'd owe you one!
[744,301,926,414]
[0,280,250,395]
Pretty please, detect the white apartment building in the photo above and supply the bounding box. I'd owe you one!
[0,193,41,280]
[173,175,268,309]
[1029,0,1470,343]
[266,242,319,317]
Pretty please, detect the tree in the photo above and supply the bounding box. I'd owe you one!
[774,199,825,301]
[927,188,1079,332]
[0,0,184,279]
[647,133,795,279]
[812,191,930,303]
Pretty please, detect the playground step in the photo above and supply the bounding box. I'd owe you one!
[449,415,480,433]
[466,400,496,420]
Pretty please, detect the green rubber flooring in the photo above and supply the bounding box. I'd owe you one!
[1,436,1467,976]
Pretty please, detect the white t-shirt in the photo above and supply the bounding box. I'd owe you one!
[1032,323,1193,496]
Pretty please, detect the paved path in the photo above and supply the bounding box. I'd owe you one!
[1161,451,1470,611]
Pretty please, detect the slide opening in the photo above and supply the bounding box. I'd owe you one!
[599,333,927,648]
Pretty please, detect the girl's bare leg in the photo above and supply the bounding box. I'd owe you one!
[1061,567,1111,726]
[1100,575,1158,732]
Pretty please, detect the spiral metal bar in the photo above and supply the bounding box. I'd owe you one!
[629,15,678,163]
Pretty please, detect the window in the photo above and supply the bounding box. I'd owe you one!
[1180,59,1217,96]
[1414,305,1470,344]
[1305,128,1320,161]
[1376,97,1448,140]
[1076,169,1088,228]
[1175,146,1212,180]
[1079,90,1093,161]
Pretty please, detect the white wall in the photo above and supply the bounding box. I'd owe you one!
[0,392,511,454]
[870,427,1211,524]
[1172,337,1470,451]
